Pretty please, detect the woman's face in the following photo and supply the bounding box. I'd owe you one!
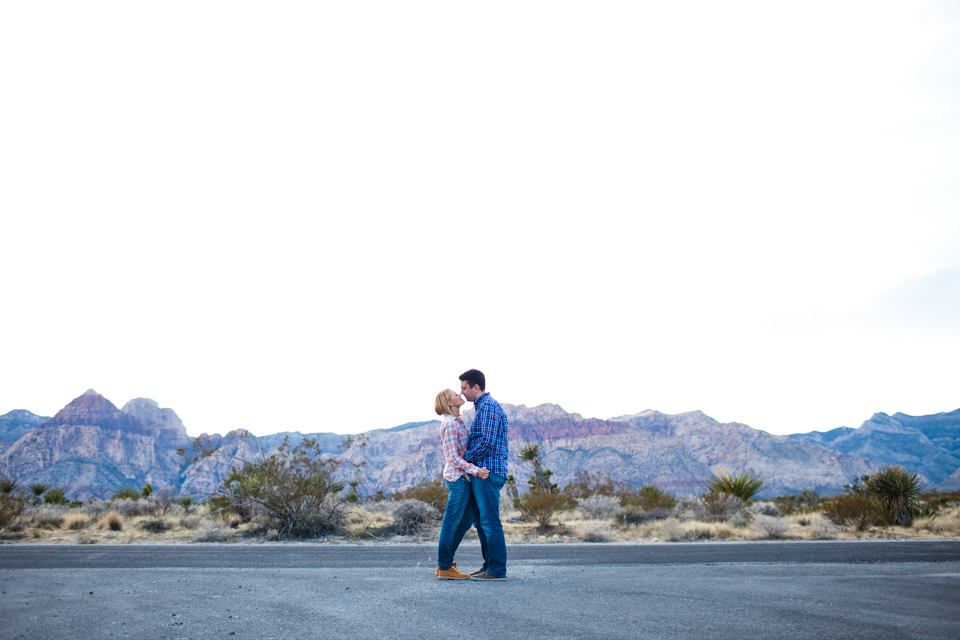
[448,390,465,410]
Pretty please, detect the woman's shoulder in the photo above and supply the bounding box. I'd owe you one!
[439,413,463,425]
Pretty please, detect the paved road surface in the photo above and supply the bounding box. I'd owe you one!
[2,541,959,639]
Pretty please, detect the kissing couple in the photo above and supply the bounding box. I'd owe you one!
[432,369,509,581]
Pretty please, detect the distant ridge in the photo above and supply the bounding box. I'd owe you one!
[1,391,957,499]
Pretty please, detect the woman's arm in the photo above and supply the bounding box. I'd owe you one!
[440,420,481,476]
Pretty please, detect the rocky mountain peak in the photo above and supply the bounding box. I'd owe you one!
[82,389,99,396]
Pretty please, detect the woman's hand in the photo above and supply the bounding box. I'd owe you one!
[477,467,490,480]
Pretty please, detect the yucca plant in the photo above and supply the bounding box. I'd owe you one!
[43,488,67,505]
[29,483,49,497]
[707,470,764,502]
[864,465,923,527]
[0,478,17,494]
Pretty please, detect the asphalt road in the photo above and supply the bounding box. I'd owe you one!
[2,541,959,640]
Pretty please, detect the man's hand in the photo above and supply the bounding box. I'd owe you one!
[477,467,490,480]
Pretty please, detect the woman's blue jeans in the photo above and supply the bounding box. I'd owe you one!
[437,476,481,570]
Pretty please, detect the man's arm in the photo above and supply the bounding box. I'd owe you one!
[464,405,495,463]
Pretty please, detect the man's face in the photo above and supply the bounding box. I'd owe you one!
[460,380,481,402]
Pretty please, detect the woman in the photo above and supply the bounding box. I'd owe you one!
[434,388,489,580]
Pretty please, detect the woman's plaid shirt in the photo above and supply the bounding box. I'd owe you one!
[440,414,480,482]
[464,392,510,478]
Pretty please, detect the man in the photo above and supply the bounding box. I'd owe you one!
[460,368,509,581]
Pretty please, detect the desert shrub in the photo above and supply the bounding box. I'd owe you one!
[613,507,646,527]
[139,517,172,533]
[107,513,123,531]
[579,524,611,542]
[36,514,65,530]
[389,477,449,513]
[518,490,566,529]
[920,491,960,511]
[112,499,150,517]
[577,495,622,520]
[141,483,153,498]
[620,484,678,511]
[865,466,923,527]
[77,531,97,544]
[176,496,196,509]
[386,499,440,536]
[180,515,201,530]
[752,502,781,517]
[694,492,746,522]
[43,488,67,505]
[730,511,751,528]
[112,488,140,501]
[204,435,358,539]
[65,514,89,530]
[682,527,713,541]
[561,471,632,507]
[807,514,840,540]
[753,514,790,539]
[613,506,672,528]
[0,493,24,528]
[82,500,108,518]
[656,518,684,541]
[68,500,83,508]
[707,471,764,502]
[822,494,879,531]
[193,520,235,542]
[150,487,175,514]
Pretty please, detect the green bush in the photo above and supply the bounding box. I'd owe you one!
[621,484,678,511]
[518,489,565,529]
[215,435,354,539]
[822,494,879,531]
[707,471,764,502]
[141,483,154,498]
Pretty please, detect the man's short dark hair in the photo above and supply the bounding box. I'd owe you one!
[459,369,485,391]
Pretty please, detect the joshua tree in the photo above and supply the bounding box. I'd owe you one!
[518,444,557,493]
[505,475,519,500]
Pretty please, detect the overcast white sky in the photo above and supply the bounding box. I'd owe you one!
[2,1,958,439]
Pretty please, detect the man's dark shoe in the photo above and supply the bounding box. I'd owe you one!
[468,567,484,577]
[470,570,506,581]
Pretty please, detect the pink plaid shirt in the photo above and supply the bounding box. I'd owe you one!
[440,413,480,482]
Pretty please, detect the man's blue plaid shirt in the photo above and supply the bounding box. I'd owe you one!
[463,392,509,479]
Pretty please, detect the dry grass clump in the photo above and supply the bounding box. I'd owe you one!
[752,514,791,539]
[577,523,613,542]
[192,520,236,542]
[384,499,440,536]
[180,515,201,530]
[805,514,840,540]
[105,512,123,531]
[64,513,89,530]
[911,508,960,536]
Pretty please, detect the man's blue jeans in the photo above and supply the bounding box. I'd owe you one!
[438,476,479,570]
[470,471,507,577]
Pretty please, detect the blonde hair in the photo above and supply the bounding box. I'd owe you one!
[434,389,460,417]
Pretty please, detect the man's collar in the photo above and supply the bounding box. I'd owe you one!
[474,392,490,406]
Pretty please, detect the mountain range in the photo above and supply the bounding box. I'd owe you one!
[1,390,958,500]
